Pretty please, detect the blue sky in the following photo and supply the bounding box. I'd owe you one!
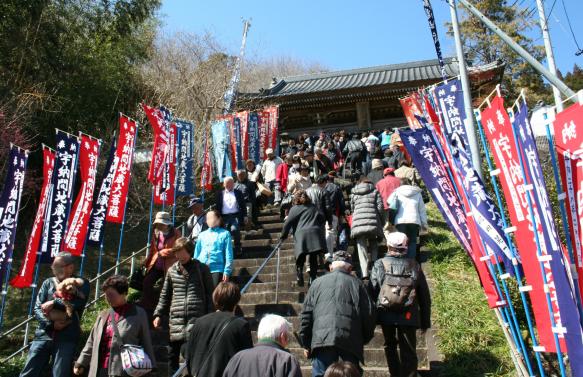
[159,0,582,75]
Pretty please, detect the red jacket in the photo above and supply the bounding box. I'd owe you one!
[376,175,401,209]
[276,163,291,193]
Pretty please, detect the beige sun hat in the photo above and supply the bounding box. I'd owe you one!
[153,211,172,226]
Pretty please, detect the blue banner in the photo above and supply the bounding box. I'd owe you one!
[450,135,516,272]
[248,112,260,164]
[234,117,243,170]
[212,119,232,182]
[86,137,117,247]
[42,131,79,261]
[400,128,472,251]
[0,146,27,292]
[435,79,472,162]
[423,0,447,80]
[175,120,194,196]
[514,102,583,371]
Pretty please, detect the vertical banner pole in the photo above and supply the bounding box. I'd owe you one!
[438,125,531,374]
[22,251,42,351]
[94,239,106,301]
[476,112,546,375]
[145,189,155,260]
[544,122,583,323]
[22,176,55,351]
[448,0,483,178]
[508,115,568,377]
[115,124,139,275]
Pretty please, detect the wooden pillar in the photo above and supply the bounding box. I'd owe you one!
[356,102,371,130]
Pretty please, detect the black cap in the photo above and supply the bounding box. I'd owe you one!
[332,250,352,264]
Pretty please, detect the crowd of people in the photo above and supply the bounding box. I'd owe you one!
[18,128,432,377]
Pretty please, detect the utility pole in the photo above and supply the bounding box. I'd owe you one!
[448,0,483,178]
[535,0,563,111]
[456,0,577,101]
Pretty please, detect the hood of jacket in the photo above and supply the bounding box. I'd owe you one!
[352,182,375,196]
[395,184,422,198]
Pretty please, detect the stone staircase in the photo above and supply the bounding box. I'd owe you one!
[152,205,441,376]
[231,206,439,377]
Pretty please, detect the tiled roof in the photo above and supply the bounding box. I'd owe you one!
[256,57,461,98]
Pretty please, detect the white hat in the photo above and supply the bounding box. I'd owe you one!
[386,232,409,250]
[153,211,172,226]
[266,148,274,155]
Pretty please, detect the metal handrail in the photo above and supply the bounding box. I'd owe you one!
[171,239,284,377]
[0,245,149,363]
[240,240,283,294]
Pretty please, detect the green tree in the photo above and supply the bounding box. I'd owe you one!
[560,64,583,92]
[449,0,552,104]
[0,0,161,144]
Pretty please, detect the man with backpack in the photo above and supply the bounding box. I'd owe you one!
[370,232,431,377]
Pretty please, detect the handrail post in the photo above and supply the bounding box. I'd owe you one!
[275,245,280,304]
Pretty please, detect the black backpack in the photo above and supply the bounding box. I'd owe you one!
[378,257,419,312]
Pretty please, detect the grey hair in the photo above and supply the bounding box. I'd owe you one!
[224,176,234,183]
[54,252,75,266]
[331,261,351,271]
[257,314,292,343]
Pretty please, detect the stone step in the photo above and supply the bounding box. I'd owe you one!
[239,291,306,305]
[238,281,307,294]
[234,263,310,276]
[250,327,428,349]
[259,207,280,215]
[238,302,304,318]
[262,222,284,232]
[257,214,282,223]
[299,366,430,377]
[233,271,327,285]
[233,255,297,269]
[288,347,428,368]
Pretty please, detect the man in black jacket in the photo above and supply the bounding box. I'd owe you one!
[216,176,247,257]
[370,232,431,377]
[300,251,376,377]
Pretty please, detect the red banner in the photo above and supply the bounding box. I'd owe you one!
[481,95,565,352]
[62,135,100,255]
[399,95,425,129]
[142,104,167,185]
[154,122,177,205]
[106,115,137,223]
[265,106,279,152]
[201,129,213,191]
[553,101,583,302]
[10,147,54,288]
[237,111,249,162]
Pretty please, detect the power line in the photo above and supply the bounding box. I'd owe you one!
[559,0,583,55]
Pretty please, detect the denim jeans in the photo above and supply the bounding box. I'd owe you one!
[311,347,362,377]
[19,338,77,377]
